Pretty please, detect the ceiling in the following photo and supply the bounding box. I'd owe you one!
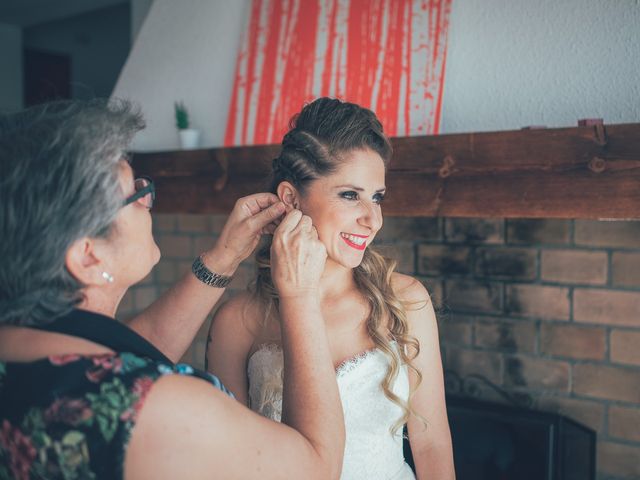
[0,0,127,27]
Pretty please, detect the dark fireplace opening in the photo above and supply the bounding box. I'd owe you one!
[403,389,596,480]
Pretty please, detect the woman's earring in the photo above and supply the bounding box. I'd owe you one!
[102,271,114,283]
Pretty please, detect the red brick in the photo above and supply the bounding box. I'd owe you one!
[474,319,536,353]
[505,284,570,320]
[445,279,502,314]
[116,289,135,317]
[177,260,193,276]
[536,395,604,433]
[541,250,607,285]
[506,219,570,245]
[597,441,640,478]
[573,364,640,403]
[377,217,440,242]
[228,262,255,291]
[610,329,640,366]
[574,289,640,327]
[445,218,503,244]
[133,286,158,311]
[504,355,569,391]
[137,270,155,286]
[418,245,471,275]
[539,324,606,360]
[209,215,229,234]
[177,214,211,233]
[376,244,415,274]
[151,213,177,233]
[475,247,537,280]
[155,260,178,284]
[609,405,640,442]
[193,236,218,257]
[195,314,215,342]
[612,252,640,287]
[157,234,193,259]
[444,347,503,385]
[191,338,207,371]
[179,341,197,365]
[438,315,472,345]
[575,220,640,248]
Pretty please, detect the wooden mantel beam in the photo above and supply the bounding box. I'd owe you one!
[132,123,640,219]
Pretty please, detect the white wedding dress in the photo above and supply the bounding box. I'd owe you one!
[247,342,416,479]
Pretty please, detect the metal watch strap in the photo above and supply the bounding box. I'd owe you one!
[191,255,233,288]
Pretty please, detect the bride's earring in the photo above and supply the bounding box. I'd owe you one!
[102,271,114,283]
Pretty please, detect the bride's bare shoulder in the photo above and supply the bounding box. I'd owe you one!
[389,272,430,304]
[212,291,264,336]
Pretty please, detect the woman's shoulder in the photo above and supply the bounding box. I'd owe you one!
[390,272,430,303]
[210,291,267,345]
[214,291,262,327]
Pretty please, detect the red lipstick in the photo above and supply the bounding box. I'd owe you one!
[340,233,368,251]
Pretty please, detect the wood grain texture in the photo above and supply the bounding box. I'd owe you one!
[131,123,640,218]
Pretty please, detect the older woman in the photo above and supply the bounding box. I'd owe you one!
[0,99,344,479]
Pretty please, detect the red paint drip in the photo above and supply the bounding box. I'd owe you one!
[253,0,282,145]
[321,0,338,97]
[225,0,452,146]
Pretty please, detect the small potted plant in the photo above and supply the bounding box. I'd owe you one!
[174,101,200,149]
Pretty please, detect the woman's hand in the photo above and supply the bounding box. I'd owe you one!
[206,193,286,274]
[271,209,327,299]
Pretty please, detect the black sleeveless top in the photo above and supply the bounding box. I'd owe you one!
[0,309,230,480]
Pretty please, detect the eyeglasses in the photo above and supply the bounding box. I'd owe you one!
[123,176,155,209]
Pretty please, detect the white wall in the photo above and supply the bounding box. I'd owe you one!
[113,0,640,151]
[0,23,23,113]
[113,0,249,151]
[131,0,154,44]
[441,0,640,133]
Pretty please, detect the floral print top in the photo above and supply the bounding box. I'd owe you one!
[0,316,230,480]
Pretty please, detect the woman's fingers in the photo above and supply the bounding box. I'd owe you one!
[237,192,280,216]
[274,209,303,237]
[244,200,286,235]
[271,210,326,299]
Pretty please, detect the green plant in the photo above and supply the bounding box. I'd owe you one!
[174,101,190,129]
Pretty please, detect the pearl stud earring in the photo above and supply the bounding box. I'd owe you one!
[102,272,114,283]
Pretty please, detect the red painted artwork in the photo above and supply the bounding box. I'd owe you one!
[224,0,452,146]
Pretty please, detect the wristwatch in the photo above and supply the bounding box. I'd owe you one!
[191,255,233,288]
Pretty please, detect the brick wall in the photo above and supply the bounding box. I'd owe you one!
[118,214,640,480]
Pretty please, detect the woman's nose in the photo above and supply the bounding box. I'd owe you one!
[358,201,382,231]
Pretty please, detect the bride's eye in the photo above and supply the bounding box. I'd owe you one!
[373,193,385,205]
[340,191,359,201]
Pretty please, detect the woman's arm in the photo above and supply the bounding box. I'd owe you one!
[205,293,257,405]
[125,210,344,479]
[125,345,342,479]
[393,273,456,480]
[128,194,284,363]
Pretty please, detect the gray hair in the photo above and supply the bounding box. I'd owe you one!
[0,99,145,326]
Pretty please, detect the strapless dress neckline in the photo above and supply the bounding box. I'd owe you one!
[248,342,390,377]
[247,340,416,479]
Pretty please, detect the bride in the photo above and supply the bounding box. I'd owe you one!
[207,98,455,479]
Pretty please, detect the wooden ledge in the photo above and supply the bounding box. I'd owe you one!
[132,123,640,219]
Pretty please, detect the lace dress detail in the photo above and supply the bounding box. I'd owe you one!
[247,343,415,480]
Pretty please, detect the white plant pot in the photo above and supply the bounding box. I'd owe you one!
[178,128,201,150]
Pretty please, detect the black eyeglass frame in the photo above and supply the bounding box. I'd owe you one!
[123,176,155,208]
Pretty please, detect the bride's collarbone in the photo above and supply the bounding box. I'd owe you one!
[248,293,392,368]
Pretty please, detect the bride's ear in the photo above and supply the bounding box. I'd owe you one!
[276,181,300,209]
